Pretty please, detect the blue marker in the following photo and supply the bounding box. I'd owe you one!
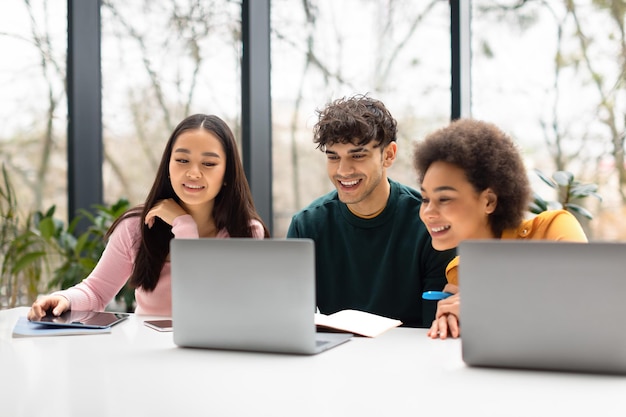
[421,291,454,301]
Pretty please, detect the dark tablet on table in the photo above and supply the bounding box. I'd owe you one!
[30,310,130,329]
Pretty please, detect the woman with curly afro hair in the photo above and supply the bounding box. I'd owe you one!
[413,118,587,340]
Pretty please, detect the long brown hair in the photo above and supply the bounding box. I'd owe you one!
[106,114,269,291]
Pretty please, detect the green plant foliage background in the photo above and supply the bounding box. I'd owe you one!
[1,164,134,311]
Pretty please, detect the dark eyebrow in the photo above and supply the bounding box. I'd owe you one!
[173,148,221,158]
[421,185,458,193]
[324,147,370,155]
[348,147,369,154]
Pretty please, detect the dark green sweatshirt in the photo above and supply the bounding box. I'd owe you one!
[287,179,456,327]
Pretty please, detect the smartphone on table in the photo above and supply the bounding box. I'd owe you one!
[143,319,173,332]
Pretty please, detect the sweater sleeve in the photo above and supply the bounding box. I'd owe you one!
[445,256,460,286]
[171,214,199,238]
[250,219,266,238]
[501,210,588,242]
[286,215,301,238]
[533,210,588,242]
[53,216,139,312]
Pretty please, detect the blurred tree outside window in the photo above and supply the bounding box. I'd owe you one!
[100,0,242,208]
[472,0,626,240]
[0,0,67,222]
[270,0,451,236]
[0,0,67,307]
[2,0,625,253]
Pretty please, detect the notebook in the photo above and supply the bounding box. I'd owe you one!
[459,240,626,374]
[170,238,352,354]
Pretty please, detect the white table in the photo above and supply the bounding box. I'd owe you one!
[1,307,625,416]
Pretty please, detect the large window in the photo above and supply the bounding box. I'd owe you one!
[3,0,624,241]
[101,0,242,207]
[0,1,67,220]
[3,0,626,308]
[271,0,451,236]
[472,1,625,240]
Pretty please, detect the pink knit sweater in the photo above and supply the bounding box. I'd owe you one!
[55,214,265,316]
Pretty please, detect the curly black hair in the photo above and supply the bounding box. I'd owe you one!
[313,94,397,150]
[413,118,531,237]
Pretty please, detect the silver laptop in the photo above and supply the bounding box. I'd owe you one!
[170,238,352,354]
[459,240,626,374]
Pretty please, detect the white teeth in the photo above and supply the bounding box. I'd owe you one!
[340,179,359,186]
[431,225,450,233]
[185,184,203,189]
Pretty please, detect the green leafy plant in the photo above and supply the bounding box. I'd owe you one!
[529,169,602,220]
[36,198,135,312]
[1,162,135,311]
[0,164,50,308]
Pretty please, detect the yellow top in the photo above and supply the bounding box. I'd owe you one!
[445,210,588,286]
